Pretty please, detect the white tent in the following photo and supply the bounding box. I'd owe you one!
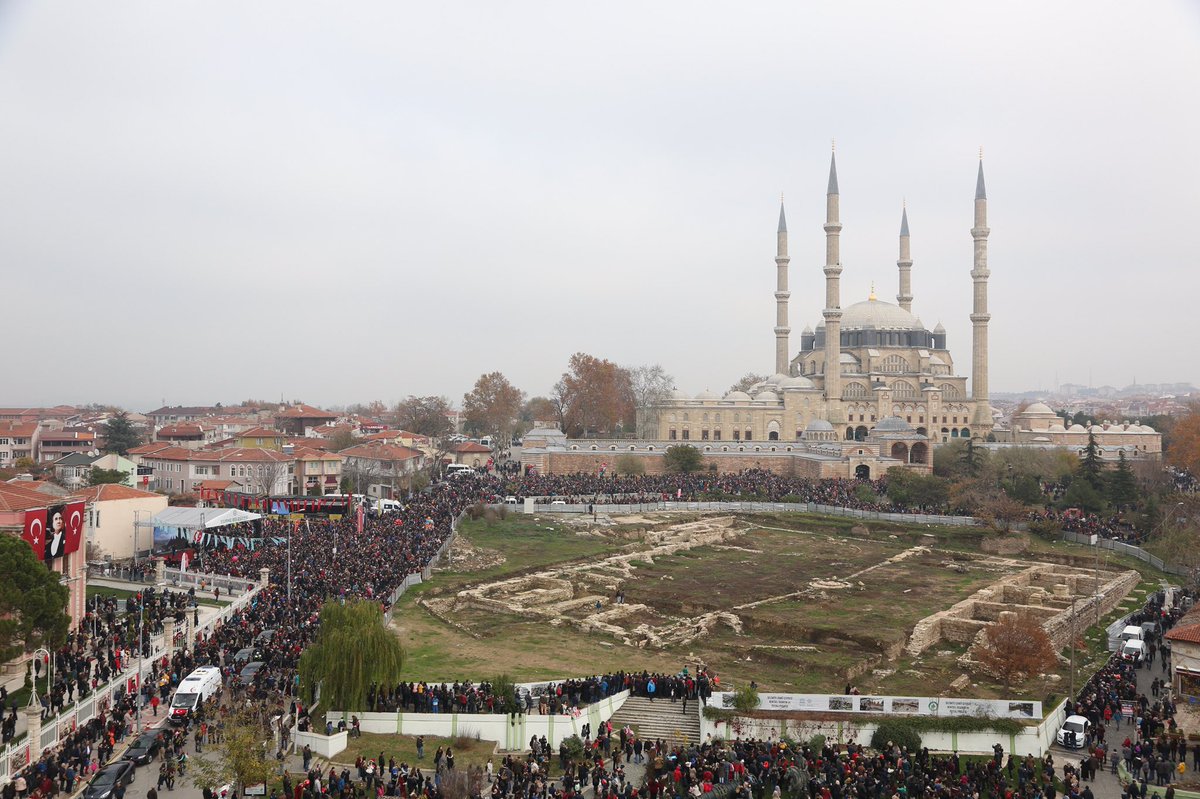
[148,507,262,531]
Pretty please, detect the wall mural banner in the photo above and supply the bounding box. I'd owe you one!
[22,508,47,561]
[64,501,84,556]
[44,502,83,561]
[714,692,1041,720]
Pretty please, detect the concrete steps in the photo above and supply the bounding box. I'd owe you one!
[608,695,702,746]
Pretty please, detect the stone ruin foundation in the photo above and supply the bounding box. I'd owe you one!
[905,563,1141,657]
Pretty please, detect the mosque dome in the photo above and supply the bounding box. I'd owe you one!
[1068,424,1086,432]
[781,375,816,389]
[873,416,912,432]
[724,391,752,401]
[766,373,788,385]
[1024,402,1055,415]
[1049,423,1067,432]
[694,389,720,401]
[806,419,834,431]
[753,390,780,402]
[840,297,922,331]
[670,389,690,400]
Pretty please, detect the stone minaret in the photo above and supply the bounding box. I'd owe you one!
[897,205,913,312]
[774,199,791,376]
[822,150,843,419]
[970,156,991,431]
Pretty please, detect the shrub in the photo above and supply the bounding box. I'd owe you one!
[871,721,921,754]
[808,734,826,753]
[615,454,645,475]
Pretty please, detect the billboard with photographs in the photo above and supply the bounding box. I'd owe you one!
[36,502,84,563]
[716,692,1041,720]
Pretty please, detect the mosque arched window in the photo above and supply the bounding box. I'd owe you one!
[892,381,917,399]
[843,382,868,399]
[939,383,961,400]
[881,354,908,373]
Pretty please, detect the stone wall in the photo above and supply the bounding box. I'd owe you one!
[543,450,840,478]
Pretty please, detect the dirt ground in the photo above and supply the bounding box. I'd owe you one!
[390,511,1141,697]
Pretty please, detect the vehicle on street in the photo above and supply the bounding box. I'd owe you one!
[444,464,473,477]
[122,730,163,766]
[1120,625,1144,642]
[239,661,266,682]
[504,496,518,505]
[85,761,136,799]
[1056,714,1091,748]
[1120,639,1147,663]
[170,666,222,724]
[232,646,256,666]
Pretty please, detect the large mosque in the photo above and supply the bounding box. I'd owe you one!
[636,152,995,464]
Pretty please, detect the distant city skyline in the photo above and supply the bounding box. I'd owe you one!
[1,2,1197,409]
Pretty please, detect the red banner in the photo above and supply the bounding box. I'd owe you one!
[65,501,84,556]
[22,508,46,561]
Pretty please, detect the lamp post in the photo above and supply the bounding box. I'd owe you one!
[28,647,51,710]
[1069,596,1078,704]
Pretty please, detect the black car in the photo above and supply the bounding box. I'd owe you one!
[232,646,256,667]
[239,661,266,683]
[85,761,136,799]
[122,730,163,766]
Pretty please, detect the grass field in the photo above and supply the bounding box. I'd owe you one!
[330,732,496,769]
[391,510,1164,699]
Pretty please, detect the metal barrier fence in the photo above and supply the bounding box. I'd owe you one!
[381,510,461,626]
[0,578,264,784]
[527,500,979,527]
[161,568,258,596]
[1060,530,1190,577]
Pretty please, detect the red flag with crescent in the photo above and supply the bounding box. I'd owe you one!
[64,501,85,555]
[22,508,47,561]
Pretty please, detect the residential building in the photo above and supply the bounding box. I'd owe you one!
[1167,616,1200,700]
[451,441,494,467]
[235,427,288,450]
[75,483,169,561]
[0,421,40,467]
[38,428,98,463]
[291,447,344,495]
[275,403,339,435]
[339,442,426,499]
[130,446,294,495]
[155,423,220,449]
[53,453,138,491]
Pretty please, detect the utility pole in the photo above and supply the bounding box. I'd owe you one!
[1069,596,1077,704]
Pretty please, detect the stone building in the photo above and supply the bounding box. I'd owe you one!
[993,402,1161,461]
[637,152,995,464]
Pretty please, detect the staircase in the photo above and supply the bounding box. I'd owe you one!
[608,695,703,746]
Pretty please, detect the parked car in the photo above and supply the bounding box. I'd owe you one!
[1056,714,1091,748]
[122,730,163,766]
[239,661,266,682]
[232,646,257,667]
[85,761,136,799]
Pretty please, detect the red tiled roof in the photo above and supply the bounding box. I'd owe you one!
[339,443,423,461]
[0,482,53,512]
[0,421,38,436]
[128,442,173,456]
[157,424,206,437]
[1166,623,1200,645]
[454,441,492,453]
[40,430,96,443]
[238,426,284,438]
[74,484,162,503]
[275,404,337,419]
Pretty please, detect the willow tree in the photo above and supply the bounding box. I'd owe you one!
[299,599,405,711]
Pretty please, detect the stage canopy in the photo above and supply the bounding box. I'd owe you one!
[148,507,262,532]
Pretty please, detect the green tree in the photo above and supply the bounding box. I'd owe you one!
[663,445,703,474]
[0,536,71,662]
[960,439,985,478]
[325,428,358,452]
[103,411,142,456]
[490,674,521,715]
[731,683,759,714]
[189,705,276,798]
[1106,451,1138,509]
[88,467,130,486]
[299,599,405,711]
[1059,478,1107,514]
[1079,432,1105,491]
[1004,473,1044,505]
[886,468,949,510]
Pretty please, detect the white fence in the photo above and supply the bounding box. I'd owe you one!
[325,690,630,756]
[1060,530,1189,577]
[161,568,259,595]
[526,500,979,527]
[701,699,1070,758]
[0,579,265,784]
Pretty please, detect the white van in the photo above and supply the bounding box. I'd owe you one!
[1120,625,1144,643]
[444,464,473,477]
[375,498,403,513]
[1120,639,1147,663]
[170,666,222,724]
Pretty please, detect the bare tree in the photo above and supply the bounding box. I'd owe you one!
[628,364,675,408]
[971,613,1057,689]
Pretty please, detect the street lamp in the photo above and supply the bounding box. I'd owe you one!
[28,647,51,711]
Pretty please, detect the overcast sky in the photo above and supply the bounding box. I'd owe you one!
[2,2,1198,411]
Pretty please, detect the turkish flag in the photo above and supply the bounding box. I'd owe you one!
[22,508,47,561]
[64,501,85,556]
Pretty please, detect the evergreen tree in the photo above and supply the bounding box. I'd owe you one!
[960,439,984,478]
[103,411,142,456]
[0,537,71,661]
[663,444,703,474]
[1106,451,1139,509]
[1079,432,1105,490]
[1059,478,1107,515]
